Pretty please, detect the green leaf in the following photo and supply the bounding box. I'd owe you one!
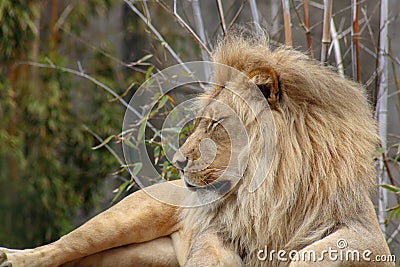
[145,66,154,80]
[92,135,115,150]
[162,160,170,169]
[374,147,386,156]
[137,121,146,143]
[179,71,192,77]
[154,146,161,164]
[112,166,127,175]
[161,127,182,133]
[387,205,400,222]
[140,54,153,61]
[149,109,159,118]
[381,184,400,193]
[387,209,395,222]
[157,95,168,110]
[112,180,130,203]
[130,162,143,176]
[123,139,138,150]
[134,54,153,66]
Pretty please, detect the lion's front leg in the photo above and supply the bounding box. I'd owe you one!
[183,230,242,267]
[0,180,186,267]
[62,236,179,267]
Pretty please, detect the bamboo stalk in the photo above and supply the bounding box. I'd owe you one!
[216,0,227,35]
[191,0,208,58]
[271,1,279,36]
[282,0,292,47]
[351,0,361,82]
[330,19,344,78]
[249,0,260,26]
[302,0,313,58]
[377,0,389,238]
[320,0,333,64]
[191,0,211,78]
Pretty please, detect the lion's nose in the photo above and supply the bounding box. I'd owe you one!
[174,157,188,170]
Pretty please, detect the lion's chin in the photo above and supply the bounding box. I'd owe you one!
[184,178,232,195]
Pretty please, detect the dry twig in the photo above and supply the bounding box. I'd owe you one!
[303,0,313,58]
[351,0,361,82]
[216,0,227,35]
[330,19,344,77]
[290,0,312,57]
[376,0,389,237]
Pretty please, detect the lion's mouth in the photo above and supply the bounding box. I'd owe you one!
[184,178,232,195]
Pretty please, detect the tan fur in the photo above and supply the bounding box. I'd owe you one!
[0,33,393,267]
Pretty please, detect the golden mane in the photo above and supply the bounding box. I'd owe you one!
[181,33,378,266]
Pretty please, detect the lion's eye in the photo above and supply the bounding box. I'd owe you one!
[207,119,223,133]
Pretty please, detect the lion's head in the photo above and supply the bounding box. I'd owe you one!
[178,32,378,265]
[173,50,281,197]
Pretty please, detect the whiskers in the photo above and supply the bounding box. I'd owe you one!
[210,167,242,178]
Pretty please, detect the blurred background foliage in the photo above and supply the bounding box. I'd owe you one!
[0,0,130,247]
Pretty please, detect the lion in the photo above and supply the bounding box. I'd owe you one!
[0,32,393,267]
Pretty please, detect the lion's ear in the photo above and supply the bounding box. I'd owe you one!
[248,66,281,109]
